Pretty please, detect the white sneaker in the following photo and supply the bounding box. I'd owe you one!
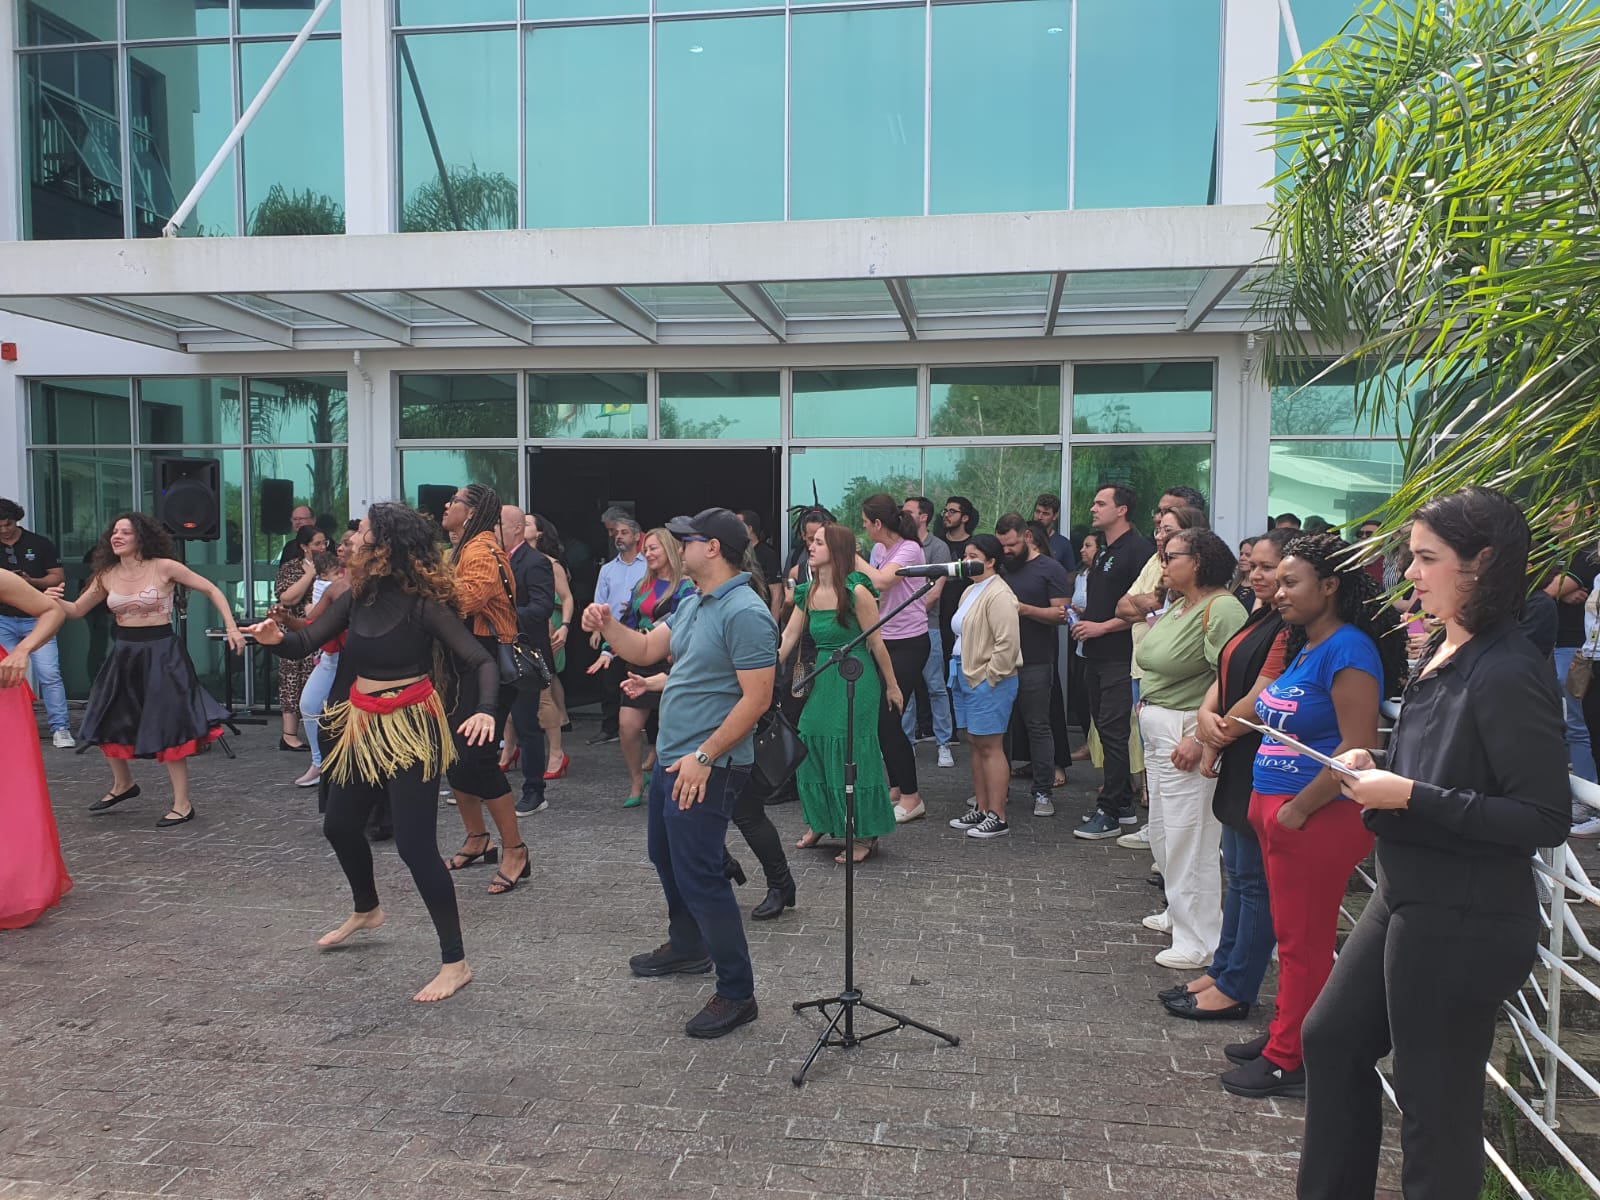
[52,728,76,749]
[1141,910,1172,933]
[1155,947,1210,970]
[937,745,955,769]
[1571,816,1600,840]
[894,800,926,824]
[1116,824,1151,849]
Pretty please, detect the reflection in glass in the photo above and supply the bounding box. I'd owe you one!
[789,448,921,534]
[139,377,243,444]
[929,365,1060,437]
[1072,362,1213,435]
[1073,0,1219,208]
[127,43,237,237]
[246,376,349,443]
[21,49,123,239]
[398,31,518,232]
[789,6,923,220]
[1270,362,1416,437]
[528,373,648,440]
[924,445,1062,538]
[399,0,514,22]
[399,374,518,440]
[239,0,341,35]
[1269,440,1405,529]
[526,0,642,15]
[525,22,649,228]
[659,372,780,440]
[29,378,132,444]
[125,1,231,39]
[399,449,520,513]
[655,16,784,225]
[249,446,349,580]
[792,369,917,439]
[19,0,116,43]
[1070,445,1212,536]
[930,0,1069,215]
[240,39,344,235]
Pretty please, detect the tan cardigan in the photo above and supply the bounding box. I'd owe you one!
[954,577,1022,688]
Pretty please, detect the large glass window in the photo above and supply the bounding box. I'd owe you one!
[1072,362,1214,435]
[20,48,122,239]
[929,365,1061,437]
[128,43,237,237]
[924,445,1062,534]
[29,378,132,444]
[659,372,780,440]
[1069,445,1213,536]
[792,369,917,440]
[240,38,344,234]
[1268,441,1404,530]
[528,373,648,440]
[930,0,1070,215]
[127,2,231,40]
[239,0,340,35]
[1072,0,1220,208]
[789,448,923,531]
[789,6,924,220]
[654,16,784,224]
[397,31,518,232]
[138,377,242,444]
[399,0,514,22]
[19,0,117,43]
[399,449,520,514]
[1270,362,1417,437]
[399,374,518,439]
[246,376,348,444]
[524,22,648,229]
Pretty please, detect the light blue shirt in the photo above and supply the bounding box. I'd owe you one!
[658,573,778,766]
[595,553,647,616]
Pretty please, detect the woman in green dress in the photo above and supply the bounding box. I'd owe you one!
[778,521,903,863]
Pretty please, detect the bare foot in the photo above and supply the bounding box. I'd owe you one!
[414,960,473,1002]
[796,830,823,849]
[1187,973,1217,995]
[1192,985,1244,1011]
[317,908,385,948]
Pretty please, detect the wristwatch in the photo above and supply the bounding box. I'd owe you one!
[693,749,711,766]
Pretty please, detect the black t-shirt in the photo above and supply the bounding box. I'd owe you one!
[1082,527,1156,661]
[939,533,974,629]
[1005,552,1074,665]
[752,542,781,591]
[0,529,61,619]
[1552,550,1599,648]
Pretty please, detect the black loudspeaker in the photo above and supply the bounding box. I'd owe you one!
[417,485,455,526]
[154,457,221,541]
[259,478,295,535]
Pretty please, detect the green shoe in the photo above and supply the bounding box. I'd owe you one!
[622,794,643,809]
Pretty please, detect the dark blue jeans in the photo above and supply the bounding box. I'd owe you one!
[510,685,547,807]
[646,762,755,1001]
[1207,824,1276,1004]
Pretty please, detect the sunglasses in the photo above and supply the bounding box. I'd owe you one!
[1160,550,1193,563]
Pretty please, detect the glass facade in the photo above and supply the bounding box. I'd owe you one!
[17,0,342,239]
[1070,444,1214,539]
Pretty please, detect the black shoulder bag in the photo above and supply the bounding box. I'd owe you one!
[495,557,553,692]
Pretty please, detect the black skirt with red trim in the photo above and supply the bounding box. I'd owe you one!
[78,625,228,763]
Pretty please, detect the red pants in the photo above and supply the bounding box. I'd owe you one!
[1250,790,1373,1070]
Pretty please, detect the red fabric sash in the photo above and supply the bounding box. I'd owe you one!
[348,679,435,714]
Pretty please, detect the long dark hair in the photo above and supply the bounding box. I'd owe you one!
[1281,532,1407,694]
[861,493,918,542]
[814,522,864,628]
[532,513,566,566]
[1411,487,1532,634]
[348,502,454,607]
[89,512,174,583]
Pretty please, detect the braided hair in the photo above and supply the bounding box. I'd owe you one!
[1280,532,1408,695]
[454,482,502,553]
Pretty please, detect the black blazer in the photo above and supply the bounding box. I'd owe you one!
[508,542,556,672]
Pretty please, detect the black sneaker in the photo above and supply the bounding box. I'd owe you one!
[1073,811,1122,840]
[629,942,712,977]
[587,730,620,746]
[685,995,758,1039]
[515,795,548,815]
[966,813,1010,839]
[1224,1032,1270,1065]
[948,806,986,830]
[1117,804,1139,826]
[1220,1054,1305,1099]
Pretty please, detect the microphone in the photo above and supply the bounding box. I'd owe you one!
[896,560,984,579]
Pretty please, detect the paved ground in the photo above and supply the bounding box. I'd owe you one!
[1,715,1404,1200]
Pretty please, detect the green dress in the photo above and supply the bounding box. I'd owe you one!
[794,573,896,840]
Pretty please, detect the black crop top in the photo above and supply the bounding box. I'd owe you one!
[269,587,498,716]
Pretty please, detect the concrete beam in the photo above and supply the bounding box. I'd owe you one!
[558,288,658,343]
[1178,266,1251,331]
[262,292,413,344]
[0,297,183,351]
[885,279,918,341]
[137,294,296,347]
[721,283,786,342]
[406,289,535,344]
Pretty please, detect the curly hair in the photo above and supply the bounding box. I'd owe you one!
[1281,532,1408,695]
[1168,528,1236,590]
[348,502,455,606]
[89,512,174,582]
[1411,487,1532,634]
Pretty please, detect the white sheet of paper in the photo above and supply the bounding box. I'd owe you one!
[1227,716,1362,780]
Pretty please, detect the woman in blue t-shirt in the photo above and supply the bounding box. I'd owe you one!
[1220,533,1405,1101]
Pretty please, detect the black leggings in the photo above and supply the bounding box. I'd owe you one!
[730,781,793,891]
[879,634,928,794]
[324,759,464,964]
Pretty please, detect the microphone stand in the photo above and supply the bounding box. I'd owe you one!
[790,569,963,1086]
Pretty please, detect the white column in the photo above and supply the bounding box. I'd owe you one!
[1213,335,1273,544]
[0,0,21,242]
[1217,0,1280,205]
[341,1,394,235]
[346,353,395,515]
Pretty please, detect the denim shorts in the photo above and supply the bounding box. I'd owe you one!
[948,656,1018,737]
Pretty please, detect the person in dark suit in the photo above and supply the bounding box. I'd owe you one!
[501,505,555,816]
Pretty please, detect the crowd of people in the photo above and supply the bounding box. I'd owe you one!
[0,476,1592,1194]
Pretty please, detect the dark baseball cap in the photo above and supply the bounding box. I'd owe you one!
[665,507,749,556]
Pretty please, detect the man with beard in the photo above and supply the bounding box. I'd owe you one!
[995,513,1073,819]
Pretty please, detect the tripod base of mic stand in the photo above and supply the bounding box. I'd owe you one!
[790,989,960,1086]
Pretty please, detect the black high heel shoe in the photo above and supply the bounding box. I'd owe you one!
[488,844,530,895]
[723,854,747,886]
[445,832,497,871]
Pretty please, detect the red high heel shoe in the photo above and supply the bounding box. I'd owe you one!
[498,748,521,772]
[543,752,570,780]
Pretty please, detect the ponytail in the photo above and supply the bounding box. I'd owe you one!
[861,493,917,542]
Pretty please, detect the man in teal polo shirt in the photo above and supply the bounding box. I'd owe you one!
[582,507,777,1039]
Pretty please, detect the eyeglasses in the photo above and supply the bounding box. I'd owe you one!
[1152,506,1173,519]
[447,495,467,506]
[1160,551,1194,564]
[941,507,962,515]
[1357,527,1380,539]
[680,535,709,545]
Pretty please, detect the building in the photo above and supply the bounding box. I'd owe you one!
[0,0,1403,701]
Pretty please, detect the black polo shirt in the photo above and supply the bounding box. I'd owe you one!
[0,529,61,619]
[1082,527,1155,662]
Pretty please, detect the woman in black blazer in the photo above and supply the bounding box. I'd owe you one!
[1298,488,1571,1200]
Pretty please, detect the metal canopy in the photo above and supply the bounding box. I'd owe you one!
[0,207,1272,353]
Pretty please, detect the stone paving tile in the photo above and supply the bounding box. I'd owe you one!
[0,718,1433,1199]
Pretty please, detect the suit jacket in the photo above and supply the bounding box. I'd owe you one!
[508,542,556,675]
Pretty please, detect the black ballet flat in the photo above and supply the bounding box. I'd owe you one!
[1157,982,1192,1003]
[157,807,196,828]
[1162,991,1250,1022]
[89,785,141,813]
[488,844,530,895]
[279,737,310,752]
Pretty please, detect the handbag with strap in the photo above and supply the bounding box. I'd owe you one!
[495,557,552,692]
[1567,626,1599,701]
[751,703,808,797]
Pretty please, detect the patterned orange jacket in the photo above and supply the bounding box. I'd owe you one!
[452,531,518,643]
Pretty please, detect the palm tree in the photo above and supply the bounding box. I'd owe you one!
[1254,0,1600,549]
[401,165,518,233]
[247,184,345,236]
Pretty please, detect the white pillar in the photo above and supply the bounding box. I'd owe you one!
[341,1,394,235]
[1217,0,1280,205]
[346,353,394,514]
[0,0,21,242]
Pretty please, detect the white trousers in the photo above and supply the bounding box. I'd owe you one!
[1139,702,1223,962]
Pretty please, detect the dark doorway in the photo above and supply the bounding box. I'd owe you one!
[526,446,781,710]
